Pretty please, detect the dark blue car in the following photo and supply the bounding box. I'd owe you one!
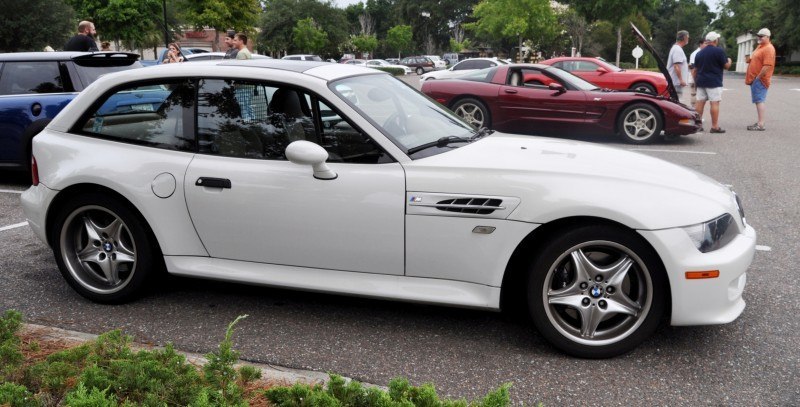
[0,52,141,176]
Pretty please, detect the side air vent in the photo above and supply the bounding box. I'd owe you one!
[433,198,504,215]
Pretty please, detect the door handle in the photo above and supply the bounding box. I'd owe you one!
[504,89,518,94]
[195,177,231,189]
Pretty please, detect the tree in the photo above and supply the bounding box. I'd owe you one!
[98,0,162,53]
[646,0,714,59]
[293,18,328,54]
[568,0,658,66]
[259,0,348,58]
[467,0,556,62]
[351,34,378,58]
[386,25,413,58]
[0,0,75,51]
[178,0,260,51]
[560,8,590,56]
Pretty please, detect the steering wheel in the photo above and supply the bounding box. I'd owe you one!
[383,112,409,136]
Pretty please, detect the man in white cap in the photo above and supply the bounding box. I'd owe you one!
[744,28,775,131]
[693,31,731,133]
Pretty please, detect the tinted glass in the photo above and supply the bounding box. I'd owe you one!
[0,62,63,94]
[73,62,143,87]
[80,81,194,150]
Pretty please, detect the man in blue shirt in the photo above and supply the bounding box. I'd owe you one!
[693,32,731,133]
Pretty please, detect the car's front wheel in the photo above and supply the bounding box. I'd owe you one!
[416,67,424,75]
[452,98,490,129]
[630,82,656,94]
[50,193,161,303]
[618,103,663,144]
[527,225,667,358]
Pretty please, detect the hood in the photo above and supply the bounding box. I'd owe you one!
[630,22,678,102]
[403,133,737,230]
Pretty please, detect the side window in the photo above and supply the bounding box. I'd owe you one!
[315,94,392,164]
[79,81,195,151]
[197,79,315,160]
[0,62,63,95]
[453,61,472,70]
[552,61,565,70]
[577,61,599,71]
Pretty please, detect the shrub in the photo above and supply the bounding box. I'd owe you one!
[372,67,407,76]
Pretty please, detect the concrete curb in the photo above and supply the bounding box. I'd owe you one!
[19,323,372,389]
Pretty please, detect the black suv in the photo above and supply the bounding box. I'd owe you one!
[0,52,140,175]
[400,56,434,75]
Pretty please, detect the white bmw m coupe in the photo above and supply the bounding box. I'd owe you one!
[21,59,756,358]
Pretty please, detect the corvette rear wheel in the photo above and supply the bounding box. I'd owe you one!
[631,82,656,94]
[50,193,160,303]
[452,98,490,129]
[618,103,663,144]
[527,225,666,358]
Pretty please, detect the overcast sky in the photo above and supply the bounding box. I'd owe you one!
[331,0,723,13]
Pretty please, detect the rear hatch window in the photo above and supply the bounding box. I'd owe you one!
[73,53,142,86]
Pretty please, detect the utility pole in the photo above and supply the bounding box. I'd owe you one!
[163,0,169,47]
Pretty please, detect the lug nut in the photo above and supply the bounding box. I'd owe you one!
[580,282,588,290]
[598,300,607,309]
[595,275,603,282]
[582,298,591,306]
[606,286,615,294]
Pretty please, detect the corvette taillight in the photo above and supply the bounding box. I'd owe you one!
[31,155,39,186]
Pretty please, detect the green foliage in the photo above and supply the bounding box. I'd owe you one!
[0,310,23,381]
[259,0,349,57]
[372,67,408,76]
[292,18,329,54]
[0,0,75,51]
[97,0,162,49]
[386,25,414,57]
[64,383,119,407]
[266,374,512,407]
[202,314,250,406]
[646,0,714,59]
[467,0,557,48]
[353,34,380,53]
[0,382,38,407]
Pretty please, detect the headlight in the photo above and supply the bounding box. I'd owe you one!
[682,213,738,253]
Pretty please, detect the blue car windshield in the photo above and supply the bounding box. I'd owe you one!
[330,74,476,156]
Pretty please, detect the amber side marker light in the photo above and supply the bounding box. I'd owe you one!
[685,270,720,279]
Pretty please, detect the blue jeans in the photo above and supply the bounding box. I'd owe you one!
[750,78,768,104]
[235,86,254,120]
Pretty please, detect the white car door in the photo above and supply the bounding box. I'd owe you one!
[183,79,405,275]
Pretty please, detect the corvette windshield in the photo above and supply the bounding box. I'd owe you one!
[544,66,600,91]
[330,74,476,157]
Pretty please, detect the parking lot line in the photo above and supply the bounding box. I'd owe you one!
[0,189,24,194]
[0,221,28,232]
[629,148,717,155]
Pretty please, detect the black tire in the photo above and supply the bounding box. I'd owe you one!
[617,103,663,144]
[526,224,667,358]
[451,98,490,129]
[416,67,424,75]
[631,82,656,94]
[49,192,162,303]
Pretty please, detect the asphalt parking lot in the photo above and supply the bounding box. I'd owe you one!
[1,72,798,405]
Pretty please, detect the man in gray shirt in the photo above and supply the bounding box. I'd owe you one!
[667,30,690,98]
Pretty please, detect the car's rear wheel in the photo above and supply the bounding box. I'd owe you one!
[416,67,424,75]
[631,82,656,94]
[527,225,666,358]
[452,98,490,129]
[618,103,663,144]
[50,193,160,303]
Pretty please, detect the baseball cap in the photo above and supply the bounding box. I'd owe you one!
[757,28,771,37]
[705,32,721,42]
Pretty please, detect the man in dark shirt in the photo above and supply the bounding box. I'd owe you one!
[223,30,238,59]
[64,21,98,52]
[693,31,731,133]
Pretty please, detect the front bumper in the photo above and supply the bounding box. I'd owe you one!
[20,182,59,247]
[639,223,756,326]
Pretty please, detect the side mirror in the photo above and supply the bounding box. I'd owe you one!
[548,83,566,94]
[596,67,609,74]
[285,141,338,180]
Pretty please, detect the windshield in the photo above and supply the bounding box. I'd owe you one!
[544,66,600,91]
[330,74,476,157]
[601,61,624,72]
[74,62,143,85]
[459,67,499,83]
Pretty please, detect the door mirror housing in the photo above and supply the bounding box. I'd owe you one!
[548,82,566,94]
[285,141,338,180]
[596,67,609,74]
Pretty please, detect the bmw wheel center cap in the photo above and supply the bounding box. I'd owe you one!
[590,285,603,298]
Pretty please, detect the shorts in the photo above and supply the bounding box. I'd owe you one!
[696,87,723,102]
[750,78,768,104]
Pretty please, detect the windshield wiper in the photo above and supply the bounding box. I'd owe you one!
[470,126,494,140]
[407,135,472,155]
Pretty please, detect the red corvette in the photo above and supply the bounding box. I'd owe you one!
[540,57,668,96]
[421,63,700,144]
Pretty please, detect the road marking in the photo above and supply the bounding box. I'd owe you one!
[756,245,771,252]
[790,89,800,91]
[0,189,23,194]
[630,148,717,155]
[0,221,28,232]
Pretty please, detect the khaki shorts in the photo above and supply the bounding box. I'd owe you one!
[696,87,723,102]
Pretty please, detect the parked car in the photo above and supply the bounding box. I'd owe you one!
[385,58,400,65]
[424,55,447,70]
[186,48,210,54]
[442,52,459,66]
[365,59,413,75]
[541,56,668,95]
[420,57,508,82]
[282,54,323,61]
[22,59,755,358]
[422,63,699,144]
[342,59,367,66]
[400,56,435,75]
[0,51,141,176]
[184,52,272,61]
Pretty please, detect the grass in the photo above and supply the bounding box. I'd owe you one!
[0,310,523,407]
